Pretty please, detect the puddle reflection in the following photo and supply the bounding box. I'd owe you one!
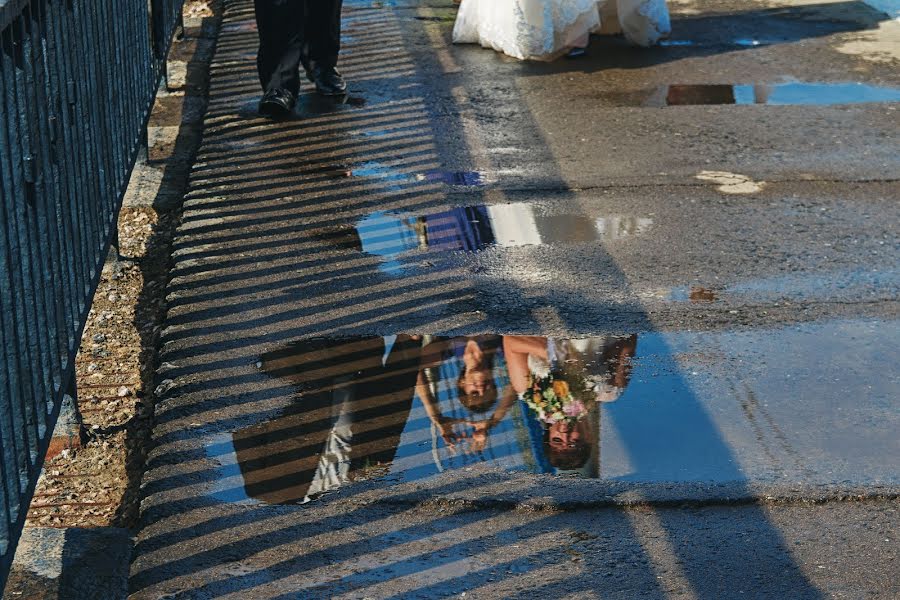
[658,82,900,106]
[220,335,637,505]
[342,204,651,274]
[350,161,485,188]
[205,319,900,506]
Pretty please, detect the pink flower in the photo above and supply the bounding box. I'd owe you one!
[562,400,586,418]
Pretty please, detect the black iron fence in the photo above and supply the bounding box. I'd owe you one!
[0,0,185,584]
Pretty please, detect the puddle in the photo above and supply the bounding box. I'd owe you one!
[416,170,485,186]
[222,334,640,504]
[669,267,899,305]
[204,319,900,506]
[237,93,368,119]
[307,164,353,179]
[733,38,773,47]
[221,21,257,34]
[660,38,780,48]
[660,40,697,47]
[656,82,900,106]
[347,204,652,274]
[295,93,367,115]
[350,162,486,188]
[354,129,397,139]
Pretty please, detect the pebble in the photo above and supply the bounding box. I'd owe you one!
[155,379,176,396]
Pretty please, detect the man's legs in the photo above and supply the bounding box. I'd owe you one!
[306,0,342,68]
[255,0,304,115]
[306,0,347,95]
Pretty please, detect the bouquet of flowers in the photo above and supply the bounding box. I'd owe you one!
[524,370,590,425]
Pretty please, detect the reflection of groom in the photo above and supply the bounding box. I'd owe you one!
[234,336,421,504]
[254,0,348,118]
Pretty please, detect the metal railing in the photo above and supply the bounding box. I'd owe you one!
[0,0,185,584]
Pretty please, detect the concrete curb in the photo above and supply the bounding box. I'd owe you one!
[3,528,132,600]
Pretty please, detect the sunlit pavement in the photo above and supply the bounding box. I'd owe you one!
[128,1,899,597]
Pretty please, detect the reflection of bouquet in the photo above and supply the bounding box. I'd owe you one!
[525,371,589,425]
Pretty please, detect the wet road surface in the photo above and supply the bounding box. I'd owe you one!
[130,0,900,597]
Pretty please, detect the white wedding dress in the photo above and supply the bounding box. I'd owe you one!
[453,0,671,61]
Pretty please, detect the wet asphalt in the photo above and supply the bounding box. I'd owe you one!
[129,0,900,597]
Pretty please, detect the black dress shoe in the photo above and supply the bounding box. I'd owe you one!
[259,88,295,118]
[312,65,347,96]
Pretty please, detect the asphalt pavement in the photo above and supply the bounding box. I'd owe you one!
[128,0,900,597]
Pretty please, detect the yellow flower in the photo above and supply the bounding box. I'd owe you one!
[533,393,542,404]
[553,381,571,398]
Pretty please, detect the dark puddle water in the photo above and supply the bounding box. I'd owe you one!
[296,93,368,114]
[239,94,367,119]
[335,204,652,274]
[205,319,899,505]
[654,82,900,106]
[668,266,899,305]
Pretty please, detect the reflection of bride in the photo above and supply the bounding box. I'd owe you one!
[504,335,637,474]
[453,0,671,61]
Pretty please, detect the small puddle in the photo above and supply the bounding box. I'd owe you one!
[660,40,696,47]
[668,267,899,305]
[203,319,900,506]
[660,38,780,48]
[657,82,900,106]
[221,21,257,34]
[733,38,773,47]
[295,93,367,114]
[307,164,353,179]
[346,204,652,274]
[417,170,485,186]
[350,162,486,188]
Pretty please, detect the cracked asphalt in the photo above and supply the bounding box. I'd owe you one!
[129,0,899,597]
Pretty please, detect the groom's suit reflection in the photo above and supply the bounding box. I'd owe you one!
[235,335,422,504]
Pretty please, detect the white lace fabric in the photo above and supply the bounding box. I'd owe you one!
[453,0,671,61]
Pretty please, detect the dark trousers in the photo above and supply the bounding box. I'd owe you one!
[254,0,343,95]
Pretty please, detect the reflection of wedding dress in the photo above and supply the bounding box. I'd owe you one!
[453,0,671,61]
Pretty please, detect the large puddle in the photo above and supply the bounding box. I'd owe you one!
[205,319,900,505]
